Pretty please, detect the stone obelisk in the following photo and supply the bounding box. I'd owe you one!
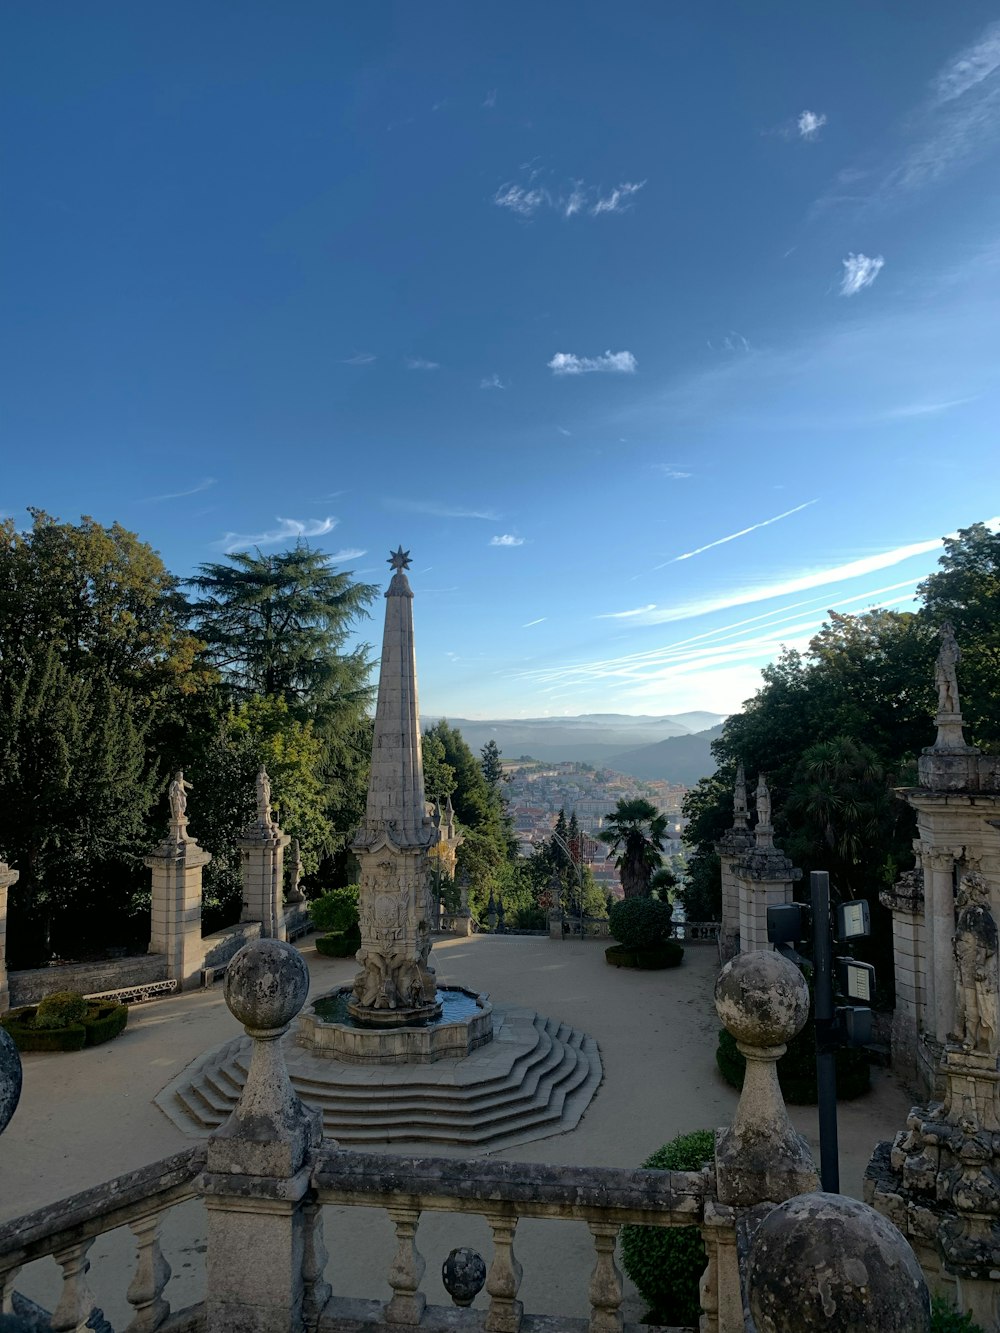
[348,547,441,1026]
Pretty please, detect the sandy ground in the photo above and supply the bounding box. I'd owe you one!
[0,935,916,1325]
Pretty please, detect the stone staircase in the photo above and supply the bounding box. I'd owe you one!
[155,1005,603,1152]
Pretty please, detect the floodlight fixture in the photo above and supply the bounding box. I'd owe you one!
[835,899,870,941]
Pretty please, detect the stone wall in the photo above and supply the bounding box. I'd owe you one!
[201,922,262,973]
[8,954,168,1007]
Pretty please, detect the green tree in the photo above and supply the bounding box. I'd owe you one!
[0,512,198,962]
[918,521,1000,750]
[599,798,668,899]
[188,544,377,710]
[480,739,504,786]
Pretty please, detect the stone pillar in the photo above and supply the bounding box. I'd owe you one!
[715,763,753,959]
[146,772,211,992]
[0,860,18,1014]
[880,866,926,1081]
[239,768,290,942]
[733,776,801,954]
[713,950,819,1208]
[204,939,325,1333]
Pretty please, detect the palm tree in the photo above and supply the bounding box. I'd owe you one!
[599,798,669,898]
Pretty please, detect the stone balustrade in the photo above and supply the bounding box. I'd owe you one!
[0,940,931,1333]
[0,1146,206,1331]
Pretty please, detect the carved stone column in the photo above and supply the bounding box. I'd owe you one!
[239,767,290,942]
[923,846,962,1046]
[145,792,211,992]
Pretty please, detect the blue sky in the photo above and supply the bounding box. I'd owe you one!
[2,3,999,719]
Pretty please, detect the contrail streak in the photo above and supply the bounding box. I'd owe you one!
[653,500,818,569]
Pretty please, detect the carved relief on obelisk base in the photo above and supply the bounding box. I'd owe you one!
[349,548,441,1026]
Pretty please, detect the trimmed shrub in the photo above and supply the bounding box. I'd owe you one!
[82,1002,129,1046]
[605,942,684,969]
[311,885,360,935]
[0,1008,87,1052]
[35,991,88,1030]
[620,1130,715,1327]
[608,897,674,950]
[931,1297,985,1332]
[315,931,361,958]
[716,1025,870,1103]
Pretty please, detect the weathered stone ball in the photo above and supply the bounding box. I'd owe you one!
[747,1192,930,1332]
[0,1026,22,1136]
[442,1247,487,1307]
[714,949,809,1048]
[224,938,310,1033]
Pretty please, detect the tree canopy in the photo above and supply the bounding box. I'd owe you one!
[599,798,668,899]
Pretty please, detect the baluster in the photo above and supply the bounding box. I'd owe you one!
[386,1205,425,1325]
[51,1238,94,1333]
[301,1197,332,1328]
[587,1223,623,1333]
[484,1213,523,1333]
[125,1212,171,1332]
[1,1264,22,1313]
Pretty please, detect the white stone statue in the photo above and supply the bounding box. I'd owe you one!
[952,873,1000,1057]
[168,771,192,825]
[755,774,771,828]
[936,621,962,716]
[256,766,273,825]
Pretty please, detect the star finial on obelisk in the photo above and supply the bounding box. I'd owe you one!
[388,546,412,572]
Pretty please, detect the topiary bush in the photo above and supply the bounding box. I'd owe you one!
[620,1129,715,1328]
[311,885,360,935]
[0,996,128,1052]
[930,1296,985,1332]
[315,932,361,958]
[82,1002,129,1045]
[0,1008,86,1052]
[608,897,674,949]
[35,991,88,1030]
[605,941,684,969]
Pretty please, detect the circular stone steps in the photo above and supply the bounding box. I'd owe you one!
[154,1004,603,1153]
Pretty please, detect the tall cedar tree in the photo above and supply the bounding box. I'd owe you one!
[188,544,378,872]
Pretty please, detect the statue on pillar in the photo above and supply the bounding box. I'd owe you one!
[286,837,305,904]
[733,761,748,830]
[168,771,193,828]
[951,873,1000,1057]
[936,622,962,717]
[256,766,273,826]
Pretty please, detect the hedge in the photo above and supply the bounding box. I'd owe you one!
[311,886,360,935]
[608,897,674,950]
[315,931,361,958]
[716,1025,870,1103]
[620,1129,715,1327]
[1,1000,128,1053]
[605,941,684,970]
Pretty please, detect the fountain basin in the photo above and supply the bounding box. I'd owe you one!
[297,985,494,1064]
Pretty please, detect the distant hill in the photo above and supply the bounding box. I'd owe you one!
[605,725,723,785]
[422,712,727,764]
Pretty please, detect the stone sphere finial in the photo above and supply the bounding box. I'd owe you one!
[224,938,310,1036]
[442,1248,487,1307]
[747,1192,930,1332]
[715,949,809,1050]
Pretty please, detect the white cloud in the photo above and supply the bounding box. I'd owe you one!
[343,352,376,365]
[384,498,500,520]
[840,252,885,296]
[590,181,646,215]
[483,89,497,109]
[405,357,440,370]
[494,177,645,220]
[548,350,637,376]
[932,21,1000,103]
[142,477,215,503]
[655,500,817,568]
[328,548,366,562]
[880,396,977,419]
[218,516,338,553]
[797,110,827,140]
[657,468,692,480]
[480,373,506,389]
[522,617,547,628]
[597,604,657,620]
[490,534,525,547]
[494,184,547,216]
[557,427,572,436]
